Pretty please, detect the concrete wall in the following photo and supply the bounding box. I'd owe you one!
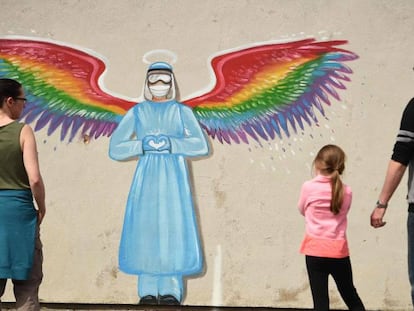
[1,0,414,309]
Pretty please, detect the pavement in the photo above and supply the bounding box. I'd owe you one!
[0,302,307,311]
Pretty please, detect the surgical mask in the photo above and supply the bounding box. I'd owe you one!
[149,84,171,97]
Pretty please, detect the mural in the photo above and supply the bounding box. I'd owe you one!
[0,37,358,305]
[108,61,210,305]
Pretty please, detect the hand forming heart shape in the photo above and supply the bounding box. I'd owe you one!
[147,136,169,150]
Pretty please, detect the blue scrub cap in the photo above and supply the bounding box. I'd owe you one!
[148,62,173,72]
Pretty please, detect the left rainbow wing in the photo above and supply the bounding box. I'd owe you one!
[184,38,358,144]
[0,38,136,142]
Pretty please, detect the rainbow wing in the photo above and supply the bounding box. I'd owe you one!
[0,38,136,142]
[184,38,358,144]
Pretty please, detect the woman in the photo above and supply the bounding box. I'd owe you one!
[0,78,46,311]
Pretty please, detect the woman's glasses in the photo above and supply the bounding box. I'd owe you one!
[14,97,27,104]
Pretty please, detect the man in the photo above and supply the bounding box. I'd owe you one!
[371,97,414,304]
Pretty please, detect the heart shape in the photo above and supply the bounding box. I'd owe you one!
[148,138,166,150]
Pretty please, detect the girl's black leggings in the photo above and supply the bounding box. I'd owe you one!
[305,255,365,311]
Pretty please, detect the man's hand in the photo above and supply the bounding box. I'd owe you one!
[370,207,387,228]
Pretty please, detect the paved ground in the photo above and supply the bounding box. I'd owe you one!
[1,302,307,311]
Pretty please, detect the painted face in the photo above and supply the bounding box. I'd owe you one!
[147,73,172,98]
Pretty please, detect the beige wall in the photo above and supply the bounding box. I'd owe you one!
[1,0,414,309]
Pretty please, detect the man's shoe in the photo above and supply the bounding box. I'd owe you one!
[159,294,181,305]
[139,295,158,305]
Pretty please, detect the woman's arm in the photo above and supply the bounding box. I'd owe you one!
[21,124,46,224]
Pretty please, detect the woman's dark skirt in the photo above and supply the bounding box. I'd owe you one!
[0,189,37,280]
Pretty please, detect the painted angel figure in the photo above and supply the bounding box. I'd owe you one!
[0,36,358,305]
[109,61,209,305]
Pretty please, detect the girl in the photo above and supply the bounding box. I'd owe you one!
[298,144,365,311]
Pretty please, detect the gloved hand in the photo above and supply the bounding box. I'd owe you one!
[142,135,171,152]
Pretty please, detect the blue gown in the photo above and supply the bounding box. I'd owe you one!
[109,100,209,277]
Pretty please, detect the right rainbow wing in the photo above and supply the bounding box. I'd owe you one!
[184,39,358,144]
[0,37,137,142]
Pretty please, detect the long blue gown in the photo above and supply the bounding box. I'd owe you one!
[109,100,209,277]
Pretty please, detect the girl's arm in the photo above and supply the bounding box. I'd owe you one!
[297,184,307,215]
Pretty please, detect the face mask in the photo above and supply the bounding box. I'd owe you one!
[149,84,171,97]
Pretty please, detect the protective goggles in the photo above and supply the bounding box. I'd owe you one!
[147,73,172,84]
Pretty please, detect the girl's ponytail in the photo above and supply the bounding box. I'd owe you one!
[330,170,344,215]
[314,144,346,215]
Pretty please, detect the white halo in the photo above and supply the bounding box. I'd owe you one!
[142,49,177,65]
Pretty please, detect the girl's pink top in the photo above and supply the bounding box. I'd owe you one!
[298,174,352,258]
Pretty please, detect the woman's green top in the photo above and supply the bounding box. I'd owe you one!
[0,121,30,189]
